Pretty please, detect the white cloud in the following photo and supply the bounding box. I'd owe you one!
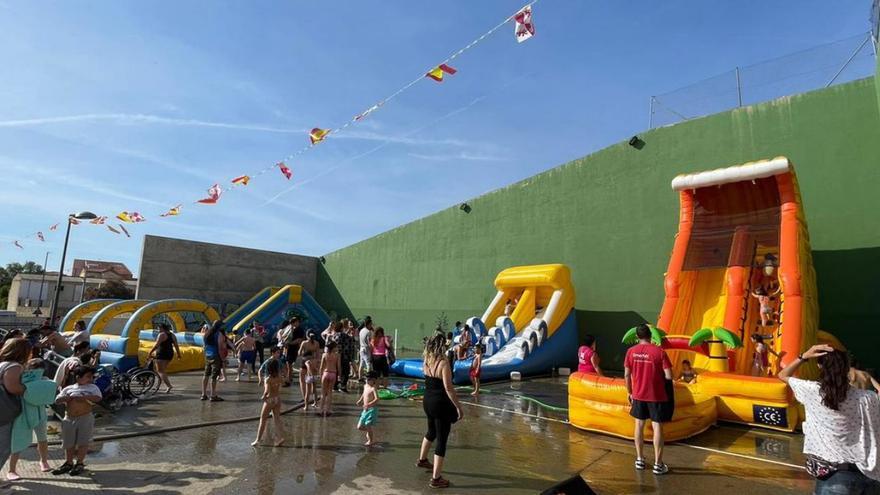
[0,113,307,134]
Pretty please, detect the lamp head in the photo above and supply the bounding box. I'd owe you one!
[72,211,98,220]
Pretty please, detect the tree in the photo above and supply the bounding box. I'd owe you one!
[0,261,45,309]
[84,280,134,301]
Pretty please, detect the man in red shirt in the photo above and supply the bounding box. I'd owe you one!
[624,323,674,475]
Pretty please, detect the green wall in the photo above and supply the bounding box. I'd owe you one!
[316,77,880,371]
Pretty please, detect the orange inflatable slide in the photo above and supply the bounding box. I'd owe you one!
[569,157,834,440]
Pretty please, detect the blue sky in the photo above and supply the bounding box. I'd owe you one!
[0,1,872,276]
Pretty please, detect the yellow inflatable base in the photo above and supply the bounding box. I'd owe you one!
[568,372,799,441]
[137,343,205,373]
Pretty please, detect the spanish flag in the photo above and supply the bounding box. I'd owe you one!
[309,127,330,145]
[160,204,182,217]
[426,64,457,82]
[231,175,250,186]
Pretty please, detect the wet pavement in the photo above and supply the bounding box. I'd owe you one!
[1,374,814,494]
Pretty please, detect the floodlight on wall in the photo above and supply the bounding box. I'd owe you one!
[319,256,326,264]
[459,203,472,214]
[628,135,645,150]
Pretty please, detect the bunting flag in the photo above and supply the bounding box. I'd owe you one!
[514,5,535,43]
[117,211,145,223]
[49,223,58,231]
[90,216,107,225]
[277,162,292,180]
[13,241,23,249]
[37,232,45,242]
[426,64,457,82]
[309,128,330,145]
[160,204,182,217]
[69,218,80,225]
[198,184,223,204]
[118,224,131,238]
[354,102,384,121]
[232,175,251,186]
[107,225,121,235]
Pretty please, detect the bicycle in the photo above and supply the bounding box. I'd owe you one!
[95,364,161,411]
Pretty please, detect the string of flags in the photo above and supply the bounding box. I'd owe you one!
[4,1,538,252]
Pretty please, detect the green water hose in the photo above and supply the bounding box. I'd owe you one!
[382,384,570,413]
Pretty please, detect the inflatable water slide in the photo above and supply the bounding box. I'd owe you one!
[228,284,331,338]
[392,264,578,384]
[62,298,220,372]
[569,157,830,440]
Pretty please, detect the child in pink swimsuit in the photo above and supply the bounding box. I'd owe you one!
[320,342,340,417]
[577,335,603,375]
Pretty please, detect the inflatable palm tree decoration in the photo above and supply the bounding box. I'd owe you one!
[621,325,667,346]
[688,327,743,372]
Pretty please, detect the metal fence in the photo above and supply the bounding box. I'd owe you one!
[649,31,877,128]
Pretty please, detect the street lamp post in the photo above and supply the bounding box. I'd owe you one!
[48,211,97,326]
[33,251,50,317]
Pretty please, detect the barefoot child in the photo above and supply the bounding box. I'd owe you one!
[356,371,380,446]
[678,359,697,383]
[470,344,484,396]
[751,286,781,327]
[52,365,102,476]
[303,351,321,410]
[320,342,340,417]
[750,334,779,376]
[7,358,55,481]
[258,345,286,384]
[252,360,284,447]
[235,329,257,382]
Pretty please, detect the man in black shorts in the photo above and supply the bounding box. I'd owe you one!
[624,323,674,475]
[280,317,305,386]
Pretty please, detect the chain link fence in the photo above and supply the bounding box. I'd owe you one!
[650,31,877,128]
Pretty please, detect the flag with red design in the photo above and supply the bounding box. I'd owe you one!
[231,175,251,186]
[117,211,145,223]
[198,184,223,204]
[426,64,457,82]
[69,218,80,225]
[90,216,107,225]
[514,5,535,43]
[49,223,59,231]
[277,162,292,180]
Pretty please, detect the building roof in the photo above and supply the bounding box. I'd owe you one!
[71,259,134,280]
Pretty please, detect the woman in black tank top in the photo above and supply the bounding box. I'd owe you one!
[417,333,463,489]
[148,323,180,393]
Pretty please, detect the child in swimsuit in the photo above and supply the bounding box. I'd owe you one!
[356,371,380,446]
[752,286,781,327]
[235,329,257,382]
[470,344,484,396]
[678,359,697,383]
[303,351,320,410]
[253,359,284,447]
[320,342,340,417]
[750,334,779,376]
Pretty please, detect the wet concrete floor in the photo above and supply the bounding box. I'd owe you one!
[1,374,814,494]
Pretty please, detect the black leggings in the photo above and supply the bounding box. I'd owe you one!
[253,341,265,373]
[424,415,453,457]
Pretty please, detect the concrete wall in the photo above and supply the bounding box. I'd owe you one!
[137,235,318,314]
[316,77,880,371]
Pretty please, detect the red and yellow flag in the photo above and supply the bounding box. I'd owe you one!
[231,175,251,186]
[198,184,223,204]
[426,64,457,82]
[116,211,145,223]
[160,204,182,217]
[309,128,330,145]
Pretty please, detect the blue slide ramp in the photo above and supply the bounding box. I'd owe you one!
[231,285,331,340]
[391,311,578,384]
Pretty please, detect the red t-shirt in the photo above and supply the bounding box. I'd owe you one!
[624,343,672,402]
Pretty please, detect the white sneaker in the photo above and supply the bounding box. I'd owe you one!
[634,458,647,470]
[652,463,669,475]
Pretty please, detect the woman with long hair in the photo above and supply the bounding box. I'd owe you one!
[370,327,391,388]
[200,320,225,401]
[779,344,880,493]
[416,333,464,489]
[1,338,31,475]
[149,323,181,393]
